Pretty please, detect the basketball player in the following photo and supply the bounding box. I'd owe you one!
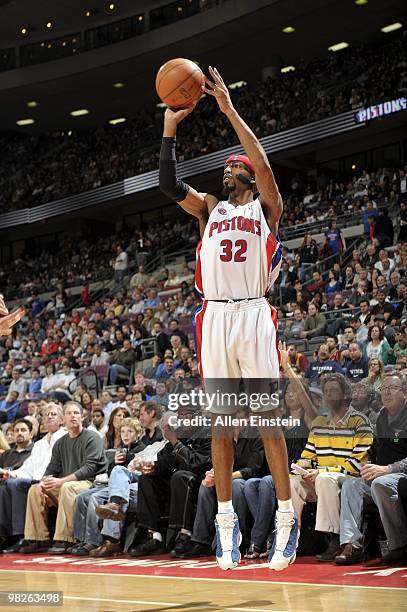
[0,295,24,339]
[159,66,298,571]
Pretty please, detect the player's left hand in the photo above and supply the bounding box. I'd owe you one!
[279,341,289,371]
[204,66,234,115]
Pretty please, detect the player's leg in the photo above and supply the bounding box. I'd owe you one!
[238,299,299,570]
[198,302,241,569]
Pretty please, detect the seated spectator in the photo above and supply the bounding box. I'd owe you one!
[27,368,42,398]
[349,316,369,345]
[174,346,191,374]
[71,416,144,557]
[325,271,342,294]
[365,325,391,366]
[108,338,136,385]
[291,374,373,561]
[285,308,305,341]
[104,406,131,449]
[305,344,343,380]
[155,357,175,381]
[49,361,76,403]
[344,343,369,381]
[350,381,380,427]
[307,271,325,294]
[130,265,149,289]
[300,303,326,339]
[72,400,163,551]
[371,289,394,322]
[4,425,14,446]
[145,289,160,309]
[19,401,107,554]
[151,381,169,408]
[286,344,308,373]
[88,409,107,438]
[143,354,162,380]
[0,419,34,471]
[358,299,372,326]
[168,319,188,346]
[164,269,181,287]
[0,404,65,553]
[90,344,110,367]
[325,336,341,362]
[339,326,362,366]
[128,406,211,557]
[336,373,407,565]
[8,367,28,399]
[40,363,57,395]
[172,409,264,558]
[0,391,21,422]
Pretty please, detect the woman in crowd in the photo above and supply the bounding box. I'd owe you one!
[81,391,94,412]
[40,363,57,395]
[366,357,384,391]
[365,325,391,366]
[325,271,342,294]
[104,406,131,449]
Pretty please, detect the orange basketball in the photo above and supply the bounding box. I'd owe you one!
[155,58,204,109]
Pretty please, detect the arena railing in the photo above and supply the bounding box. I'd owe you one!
[0,108,366,230]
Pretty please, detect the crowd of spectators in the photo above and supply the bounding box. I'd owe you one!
[2,161,406,302]
[0,155,406,564]
[0,31,405,212]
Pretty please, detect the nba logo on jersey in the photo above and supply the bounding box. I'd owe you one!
[218,207,227,215]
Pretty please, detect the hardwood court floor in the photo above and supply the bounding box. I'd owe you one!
[0,555,406,612]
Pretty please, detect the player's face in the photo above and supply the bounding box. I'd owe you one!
[222,162,252,195]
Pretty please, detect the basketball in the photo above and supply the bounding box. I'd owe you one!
[155,58,204,109]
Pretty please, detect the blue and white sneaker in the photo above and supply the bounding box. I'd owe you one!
[268,510,299,571]
[215,512,242,570]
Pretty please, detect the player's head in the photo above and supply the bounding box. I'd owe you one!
[222,154,255,197]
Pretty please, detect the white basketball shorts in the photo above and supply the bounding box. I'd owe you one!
[194,297,280,414]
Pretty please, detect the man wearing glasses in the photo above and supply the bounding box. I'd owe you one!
[336,372,407,565]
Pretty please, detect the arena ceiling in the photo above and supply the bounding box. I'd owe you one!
[0,0,405,133]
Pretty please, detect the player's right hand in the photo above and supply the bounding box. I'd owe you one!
[164,103,198,126]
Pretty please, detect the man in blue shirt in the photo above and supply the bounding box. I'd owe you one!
[27,369,42,398]
[344,343,369,381]
[305,344,343,380]
[0,391,21,422]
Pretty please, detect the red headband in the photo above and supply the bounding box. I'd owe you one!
[225,154,255,175]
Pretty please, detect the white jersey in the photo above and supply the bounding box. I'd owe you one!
[195,198,282,300]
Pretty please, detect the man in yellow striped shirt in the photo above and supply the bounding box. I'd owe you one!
[290,373,374,561]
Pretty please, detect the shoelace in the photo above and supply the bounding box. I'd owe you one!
[218,517,235,552]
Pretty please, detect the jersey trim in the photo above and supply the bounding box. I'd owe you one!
[195,240,203,297]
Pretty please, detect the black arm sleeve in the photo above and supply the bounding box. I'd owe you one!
[159,137,190,202]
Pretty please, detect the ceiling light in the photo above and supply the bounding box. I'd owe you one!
[282,26,295,34]
[27,101,38,108]
[85,11,91,17]
[138,15,143,21]
[156,102,167,108]
[16,118,34,126]
[113,82,124,88]
[21,27,27,34]
[70,109,89,117]
[381,22,403,33]
[109,3,115,9]
[328,42,349,52]
[351,164,357,170]
[281,65,295,73]
[228,80,247,89]
[109,117,126,125]
[354,0,368,4]
[46,21,52,28]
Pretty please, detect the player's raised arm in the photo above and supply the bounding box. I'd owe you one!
[204,66,283,230]
[159,107,217,235]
